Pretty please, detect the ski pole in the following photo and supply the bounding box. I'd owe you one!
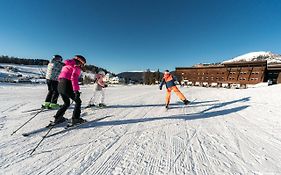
[87,95,94,106]
[11,108,44,136]
[30,124,55,155]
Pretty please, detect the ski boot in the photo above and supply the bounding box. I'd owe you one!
[41,102,51,109]
[98,103,107,108]
[54,116,67,124]
[49,103,60,109]
[71,117,87,126]
[183,99,191,105]
[47,116,67,127]
[86,104,96,108]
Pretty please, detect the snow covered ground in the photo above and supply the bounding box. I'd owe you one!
[1,84,281,175]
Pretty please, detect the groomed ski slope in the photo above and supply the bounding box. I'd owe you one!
[1,84,281,175]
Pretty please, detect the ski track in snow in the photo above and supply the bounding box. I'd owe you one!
[1,84,281,175]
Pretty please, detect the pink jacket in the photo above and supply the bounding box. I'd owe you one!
[95,74,105,87]
[58,59,81,91]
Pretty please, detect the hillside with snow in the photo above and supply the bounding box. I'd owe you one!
[223,51,281,64]
[1,84,281,174]
[0,64,47,83]
[0,63,99,83]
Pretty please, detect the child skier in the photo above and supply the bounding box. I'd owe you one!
[52,55,87,125]
[88,70,107,108]
[159,70,190,109]
[42,55,64,109]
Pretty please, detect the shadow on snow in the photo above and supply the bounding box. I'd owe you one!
[79,97,251,128]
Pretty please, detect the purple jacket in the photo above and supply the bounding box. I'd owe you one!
[58,59,81,91]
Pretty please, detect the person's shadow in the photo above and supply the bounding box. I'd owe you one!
[100,99,219,109]
[39,97,250,154]
[77,97,251,128]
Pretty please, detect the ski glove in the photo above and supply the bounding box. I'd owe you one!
[159,86,162,90]
[74,91,81,101]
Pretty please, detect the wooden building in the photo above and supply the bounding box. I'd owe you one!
[175,61,271,87]
[267,64,281,84]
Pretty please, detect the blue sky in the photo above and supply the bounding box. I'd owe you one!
[0,0,281,73]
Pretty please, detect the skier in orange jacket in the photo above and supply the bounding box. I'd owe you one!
[159,70,190,109]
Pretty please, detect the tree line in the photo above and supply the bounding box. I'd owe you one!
[143,69,162,85]
[0,55,49,65]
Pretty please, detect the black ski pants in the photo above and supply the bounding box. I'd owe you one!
[54,78,81,119]
[45,79,59,104]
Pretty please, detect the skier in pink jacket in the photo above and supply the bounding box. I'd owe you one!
[87,70,108,108]
[52,55,86,126]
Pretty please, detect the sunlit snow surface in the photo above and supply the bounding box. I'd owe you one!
[1,84,281,174]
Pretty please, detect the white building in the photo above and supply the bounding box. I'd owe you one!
[109,76,125,84]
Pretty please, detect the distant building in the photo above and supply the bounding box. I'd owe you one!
[104,73,112,83]
[109,76,125,84]
[175,61,281,87]
[267,64,281,84]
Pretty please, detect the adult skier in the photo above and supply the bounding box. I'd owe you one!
[52,55,87,125]
[42,55,64,109]
[159,70,190,109]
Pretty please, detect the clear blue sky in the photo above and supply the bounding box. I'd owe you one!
[0,0,281,73]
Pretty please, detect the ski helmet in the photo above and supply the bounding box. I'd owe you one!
[74,55,86,65]
[98,70,105,76]
[164,70,170,74]
[53,55,63,61]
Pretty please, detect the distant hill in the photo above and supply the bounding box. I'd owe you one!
[117,71,144,83]
[222,51,281,64]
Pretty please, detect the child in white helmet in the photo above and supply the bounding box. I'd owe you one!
[88,70,108,108]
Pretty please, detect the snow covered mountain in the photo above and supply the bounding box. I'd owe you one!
[223,51,281,64]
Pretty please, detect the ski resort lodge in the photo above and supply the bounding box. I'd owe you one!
[175,61,281,88]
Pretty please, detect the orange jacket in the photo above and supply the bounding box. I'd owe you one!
[159,74,176,89]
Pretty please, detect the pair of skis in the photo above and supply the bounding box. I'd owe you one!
[27,115,112,155]
[165,98,197,111]
[11,106,59,136]
[14,104,106,137]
